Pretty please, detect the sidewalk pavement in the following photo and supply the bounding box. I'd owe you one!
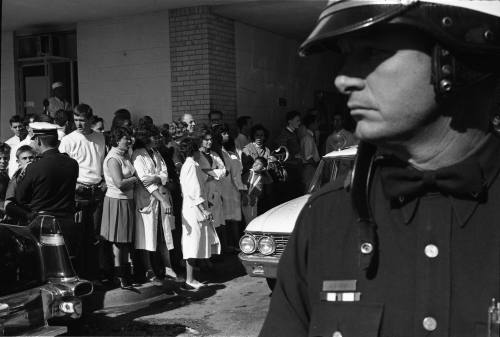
[84,280,180,312]
[82,253,245,312]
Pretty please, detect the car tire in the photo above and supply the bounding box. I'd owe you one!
[266,278,276,291]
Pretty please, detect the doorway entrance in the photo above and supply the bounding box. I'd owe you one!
[16,31,78,116]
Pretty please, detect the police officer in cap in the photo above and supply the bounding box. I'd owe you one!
[12,122,80,259]
[261,1,500,336]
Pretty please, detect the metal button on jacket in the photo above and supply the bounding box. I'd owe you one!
[424,244,439,258]
[360,242,373,254]
[423,317,438,331]
[332,331,342,337]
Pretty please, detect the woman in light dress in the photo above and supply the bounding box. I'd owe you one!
[132,126,177,283]
[100,127,137,289]
[179,137,220,289]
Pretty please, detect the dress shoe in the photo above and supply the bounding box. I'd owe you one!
[164,267,178,280]
[114,276,135,290]
[145,270,163,286]
[183,280,205,290]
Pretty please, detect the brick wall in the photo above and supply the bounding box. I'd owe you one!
[208,15,236,124]
[169,6,236,127]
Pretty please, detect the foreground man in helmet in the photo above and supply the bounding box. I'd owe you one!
[260,1,500,336]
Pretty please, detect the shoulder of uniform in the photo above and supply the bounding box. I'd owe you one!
[305,178,349,209]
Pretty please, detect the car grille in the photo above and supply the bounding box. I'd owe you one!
[251,233,290,257]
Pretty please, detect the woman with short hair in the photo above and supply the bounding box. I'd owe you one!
[100,127,137,289]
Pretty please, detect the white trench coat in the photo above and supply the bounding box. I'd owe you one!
[132,148,174,251]
[180,157,221,259]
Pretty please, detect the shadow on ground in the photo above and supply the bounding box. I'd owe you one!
[65,253,246,336]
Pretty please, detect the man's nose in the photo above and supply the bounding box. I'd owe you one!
[334,53,369,95]
[334,74,365,95]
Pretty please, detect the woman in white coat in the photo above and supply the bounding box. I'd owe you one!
[179,137,220,289]
[132,127,177,283]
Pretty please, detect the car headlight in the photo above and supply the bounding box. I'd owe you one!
[240,234,257,254]
[58,299,82,319]
[258,236,276,256]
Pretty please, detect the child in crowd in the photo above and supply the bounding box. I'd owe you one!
[241,156,272,223]
[0,143,10,216]
[3,145,36,222]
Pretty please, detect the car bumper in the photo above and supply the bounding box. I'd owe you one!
[238,253,279,279]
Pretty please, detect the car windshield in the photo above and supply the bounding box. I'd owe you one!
[308,155,356,194]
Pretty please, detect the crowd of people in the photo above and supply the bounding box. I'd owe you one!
[0,98,357,290]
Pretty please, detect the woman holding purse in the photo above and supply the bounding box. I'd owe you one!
[179,137,220,289]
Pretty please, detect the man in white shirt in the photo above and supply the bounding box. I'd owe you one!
[47,82,71,117]
[5,115,26,149]
[59,103,106,279]
[300,113,321,193]
[7,117,34,179]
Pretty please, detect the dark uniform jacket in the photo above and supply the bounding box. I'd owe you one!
[16,148,78,217]
[261,135,500,337]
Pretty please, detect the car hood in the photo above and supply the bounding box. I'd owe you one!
[245,195,311,234]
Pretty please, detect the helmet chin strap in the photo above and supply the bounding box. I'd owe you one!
[432,44,494,100]
[432,44,500,132]
[432,44,456,99]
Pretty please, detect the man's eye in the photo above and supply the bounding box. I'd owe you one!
[362,47,392,64]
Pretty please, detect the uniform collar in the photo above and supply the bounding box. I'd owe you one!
[383,133,500,227]
[41,148,60,157]
[451,133,500,227]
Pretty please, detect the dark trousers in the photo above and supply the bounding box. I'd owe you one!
[57,216,83,276]
[75,187,104,279]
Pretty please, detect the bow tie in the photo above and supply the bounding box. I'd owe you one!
[380,156,485,201]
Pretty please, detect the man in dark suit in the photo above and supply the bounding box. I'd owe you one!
[9,122,80,263]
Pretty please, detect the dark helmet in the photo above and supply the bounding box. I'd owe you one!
[300,0,500,58]
[300,0,500,95]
